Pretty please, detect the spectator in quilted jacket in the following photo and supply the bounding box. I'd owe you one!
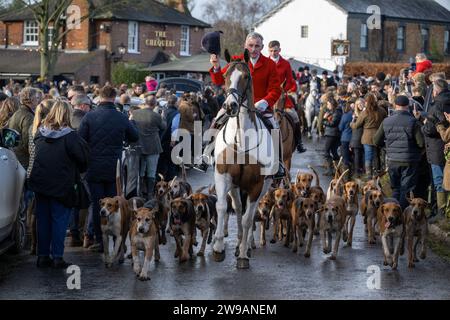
[78,85,139,252]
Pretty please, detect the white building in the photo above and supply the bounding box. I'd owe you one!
[254,0,450,72]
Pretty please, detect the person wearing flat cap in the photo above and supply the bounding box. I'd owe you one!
[373,95,425,209]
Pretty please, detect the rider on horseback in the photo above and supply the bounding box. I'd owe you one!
[267,40,306,154]
[194,32,286,179]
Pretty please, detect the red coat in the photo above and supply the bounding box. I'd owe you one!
[274,55,297,109]
[209,53,281,112]
[413,60,433,76]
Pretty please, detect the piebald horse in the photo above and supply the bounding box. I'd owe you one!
[273,83,295,175]
[212,49,275,269]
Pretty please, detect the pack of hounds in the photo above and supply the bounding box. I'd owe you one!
[99,160,429,281]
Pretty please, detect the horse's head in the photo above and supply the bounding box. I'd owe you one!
[274,80,287,120]
[223,49,253,117]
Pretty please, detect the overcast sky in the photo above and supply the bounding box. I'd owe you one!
[191,0,209,21]
[191,0,450,20]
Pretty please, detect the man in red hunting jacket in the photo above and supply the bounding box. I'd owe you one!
[209,33,281,118]
[268,40,306,153]
[195,32,285,178]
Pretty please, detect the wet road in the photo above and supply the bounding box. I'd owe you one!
[1,139,450,300]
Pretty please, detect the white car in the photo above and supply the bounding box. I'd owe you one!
[0,129,26,255]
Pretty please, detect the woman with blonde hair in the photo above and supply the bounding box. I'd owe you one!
[350,98,366,177]
[0,97,19,128]
[350,93,387,179]
[28,99,55,178]
[29,99,89,269]
[26,99,54,255]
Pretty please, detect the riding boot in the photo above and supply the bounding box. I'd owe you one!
[271,117,286,180]
[296,130,307,153]
[146,177,156,201]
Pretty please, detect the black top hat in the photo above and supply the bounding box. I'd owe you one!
[201,31,223,56]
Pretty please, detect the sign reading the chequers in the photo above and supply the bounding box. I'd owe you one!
[331,40,350,56]
[146,31,176,47]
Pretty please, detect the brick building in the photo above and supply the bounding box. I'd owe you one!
[0,0,210,84]
[255,0,450,72]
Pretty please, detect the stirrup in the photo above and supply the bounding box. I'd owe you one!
[193,155,210,173]
[273,162,286,180]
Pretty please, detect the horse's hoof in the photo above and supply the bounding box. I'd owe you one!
[247,248,251,258]
[197,251,204,257]
[213,250,226,262]
[127,253,132,259]
[270,239,276,244]
[224,231,229,238]
[235,247,240,257]
[236,258,250,269]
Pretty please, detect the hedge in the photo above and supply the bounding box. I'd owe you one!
[344,62,450,78]
[111,62,149,87]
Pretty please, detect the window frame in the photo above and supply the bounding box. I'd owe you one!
[445,29,450,56]
[128,21,139,54]
[301,25,309,39]
[23,20,39,46]
[180,25,190,56]
[396,25,406,52]
[421,26,430,54]
[360,23,368,50]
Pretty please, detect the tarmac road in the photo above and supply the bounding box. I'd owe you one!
[1,138,450,300]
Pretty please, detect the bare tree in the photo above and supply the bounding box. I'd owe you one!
[202,0,283,54]
[2,0,127,80]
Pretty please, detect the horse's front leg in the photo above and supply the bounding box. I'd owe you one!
[237,199,258,269]
[213,173,232,262]
[229,187,243,257]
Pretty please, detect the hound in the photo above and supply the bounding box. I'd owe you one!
[377,198,405,270]
[404,193,429,268]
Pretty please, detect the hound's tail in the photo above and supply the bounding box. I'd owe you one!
[116,159,123,197]
[308,165,320,188]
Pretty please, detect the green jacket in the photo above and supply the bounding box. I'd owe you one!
[8,104,34,169]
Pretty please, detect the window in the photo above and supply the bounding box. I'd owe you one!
[421,27,429,53]
[24,20,38,45]
[301,26,308,38]
[128,21,139,53]
[180,26,190,56]
[360,23,368,49]
[397,26,405,51]
[445,30,450,55]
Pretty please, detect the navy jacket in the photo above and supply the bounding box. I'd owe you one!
[422,90,450,165]
[339,110,353,143]
[78,102,139,182]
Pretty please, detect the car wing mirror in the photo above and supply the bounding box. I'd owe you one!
[1,128,21,148]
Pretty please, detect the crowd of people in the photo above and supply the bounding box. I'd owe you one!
[0,43,449,268]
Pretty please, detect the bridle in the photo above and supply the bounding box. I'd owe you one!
[224,62,255,117]
[222,61,262,153]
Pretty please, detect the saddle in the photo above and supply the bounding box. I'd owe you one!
[213,111,274,131]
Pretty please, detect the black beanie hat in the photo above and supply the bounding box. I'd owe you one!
[395,95,410,107]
